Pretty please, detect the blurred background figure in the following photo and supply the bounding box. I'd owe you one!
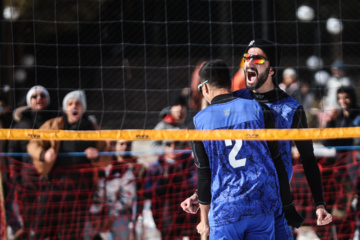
[27,90,111,240]
[324,60,354,110]
[152,94,188,151]
[87,139,146,240]
[322,86,360,154]
[6,85,54,239]
[279,68,300,101]
[232,58,246,91]
[316,87,359,239]
[145,140,194,240]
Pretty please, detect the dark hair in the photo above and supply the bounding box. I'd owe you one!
[171,94,187,107]
[337,86,358,108]
[198,59,231,89]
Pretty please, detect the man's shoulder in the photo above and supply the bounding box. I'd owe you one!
[40,116,64,130]
[272,91,301,107]
[233,88,253,99]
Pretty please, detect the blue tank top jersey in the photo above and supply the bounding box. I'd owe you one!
[233,89,300,182]
[265,97,300,181]
[193,98,280,227]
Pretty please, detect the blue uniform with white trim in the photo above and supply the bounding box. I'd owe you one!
[233,89,299,182]
[234,88,323,240]
[194,97,281,231]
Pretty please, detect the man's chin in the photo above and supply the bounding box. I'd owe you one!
[69,116,81,124]
[35,105,46,110]
[246,83,256,90]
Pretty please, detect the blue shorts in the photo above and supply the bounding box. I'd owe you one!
[210,214,275,240]
[274,207,293,240]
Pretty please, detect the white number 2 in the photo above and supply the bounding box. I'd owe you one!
[225,139,247,168]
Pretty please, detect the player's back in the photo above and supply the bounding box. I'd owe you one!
[193,97,281,227]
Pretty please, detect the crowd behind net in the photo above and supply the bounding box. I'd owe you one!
[0,0,360,239]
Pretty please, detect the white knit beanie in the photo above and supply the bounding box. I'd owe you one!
[282,68,296,77]
[26,85,50,107]
[62,90,87,112]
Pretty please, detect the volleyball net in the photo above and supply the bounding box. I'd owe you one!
[0,135,359,239]
[1,0,360,239]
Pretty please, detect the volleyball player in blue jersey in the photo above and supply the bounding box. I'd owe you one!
[193,59,302,239]
[182,40,332,239]
[232,39,332,239]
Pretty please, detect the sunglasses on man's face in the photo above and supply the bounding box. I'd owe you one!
[243,53,267,64]
[197,80,209,93]
[31,93,46,99]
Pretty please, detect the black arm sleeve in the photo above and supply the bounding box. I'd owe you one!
[292,106,325,207]
[262,104,293,207]
[192,140,211,205]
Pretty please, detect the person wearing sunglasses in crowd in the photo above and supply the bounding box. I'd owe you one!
[7,85,56,239]
[192,59,304,239]
[181,40,333,239]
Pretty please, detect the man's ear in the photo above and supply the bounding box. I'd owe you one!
[203,82,210,94]
[269,67,275,76]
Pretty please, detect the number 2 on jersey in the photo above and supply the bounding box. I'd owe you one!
[225,139,246,168]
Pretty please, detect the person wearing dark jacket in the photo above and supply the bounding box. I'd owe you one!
[27,90,111,240]
[151,94,188,151]
[6,85,54,239]
[322,86,360,153]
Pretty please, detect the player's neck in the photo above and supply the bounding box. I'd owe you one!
[209,88,231,102]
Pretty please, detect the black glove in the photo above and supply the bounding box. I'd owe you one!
[283,203,305,228]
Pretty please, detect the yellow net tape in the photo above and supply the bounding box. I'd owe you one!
[1,127,360,141]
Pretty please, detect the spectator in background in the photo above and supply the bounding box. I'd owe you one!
[27,90,111,240]
[152,94,188,151]
[145,140,192,239]
[279,68,301,102]
[324,60,354,110]
[6,85,54,239]
[322,86,360,153]
[317,87,359,239]
[87,139,146,240]
[9,85,53,163]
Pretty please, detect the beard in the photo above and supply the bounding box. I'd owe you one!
[245,67,270,91]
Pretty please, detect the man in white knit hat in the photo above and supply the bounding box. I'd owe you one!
[27,89,110,240]
[62,90,87,124]
[25,85,51,111]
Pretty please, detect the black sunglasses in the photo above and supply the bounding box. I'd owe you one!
[31,93,46,99]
